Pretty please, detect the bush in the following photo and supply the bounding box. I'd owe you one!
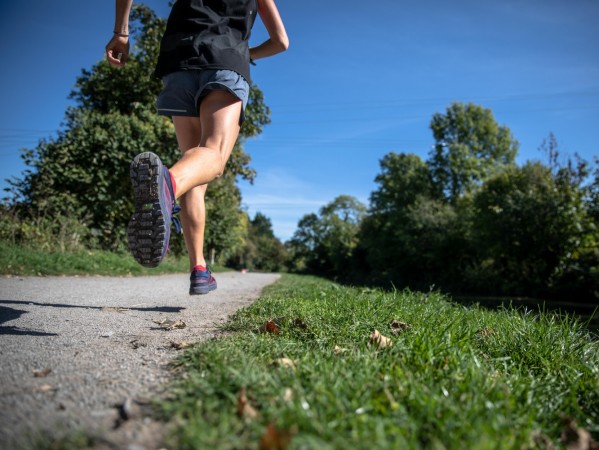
[0,205,92,253]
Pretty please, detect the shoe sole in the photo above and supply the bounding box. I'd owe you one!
[189,283,218,295]
[127,152,168,268]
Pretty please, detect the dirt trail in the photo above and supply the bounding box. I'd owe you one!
[0,271,280,449]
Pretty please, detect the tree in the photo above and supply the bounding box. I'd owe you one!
[472,160,596,298]
[428,102,518,202]
[230,212,287,271]
[369,152,436,213]
[360,152,471,289]
[7,4,270,253]
[287,196,366,278]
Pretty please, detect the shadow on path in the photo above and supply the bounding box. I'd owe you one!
[0,300,185,314]
[0,306,58,336]
[0,300,185,336]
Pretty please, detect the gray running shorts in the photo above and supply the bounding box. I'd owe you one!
[156,69,250,124]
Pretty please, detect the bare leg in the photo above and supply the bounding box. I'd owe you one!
[170,90,242,271]
[170,90,242,198]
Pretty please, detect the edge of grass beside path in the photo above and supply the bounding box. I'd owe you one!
[160,274,598,450]
[0,240,227,276]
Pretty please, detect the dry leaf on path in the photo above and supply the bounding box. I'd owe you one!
[237,387,259,421]
[130,339,147,349]
[171,341,192,350]
[32,368,52,378]
[259,422,297,450]
[37,384,55,393]
[153,319,186,330]
[369,329,393,349]
[260,320,281,335]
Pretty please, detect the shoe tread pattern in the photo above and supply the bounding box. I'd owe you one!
[127,152,166,268]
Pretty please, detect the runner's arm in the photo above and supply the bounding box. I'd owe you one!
[105,0,133,67]
[250,0,289,61]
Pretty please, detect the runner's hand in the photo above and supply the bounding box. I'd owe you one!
[105,35,130,68]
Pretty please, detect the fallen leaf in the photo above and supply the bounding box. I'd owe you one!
[561,417,599,450]
[130,339,147,349]
[333,345,348,355]
[171,341,192,350]
[32,368,52,378]
[260,320,281,335]
[154,319,186,330]
[478,327,495,337]
[369,329,393,349]
[37,384,55,393]
[292,318,308,329]
[389,320,411,335]
[259,423,297,450]
[237,387,259,421]
[273,358,296,370]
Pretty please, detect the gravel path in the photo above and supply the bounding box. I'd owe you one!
[0,272,280,449]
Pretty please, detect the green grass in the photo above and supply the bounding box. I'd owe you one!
[161,274,598,450]
[0,240,227,276]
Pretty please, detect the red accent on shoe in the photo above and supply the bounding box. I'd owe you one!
[169,171,177,198]
[192,265,207,273]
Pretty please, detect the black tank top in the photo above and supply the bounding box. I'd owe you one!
[154,0,257,82]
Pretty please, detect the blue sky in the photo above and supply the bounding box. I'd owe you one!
[1,0,598,241]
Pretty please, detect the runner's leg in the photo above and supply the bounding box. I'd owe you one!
[170,90,242,197]
[170,89,243,270]
[171,116,208,271]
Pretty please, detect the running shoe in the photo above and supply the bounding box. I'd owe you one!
[189,267,217,295]
[127,152,180,268]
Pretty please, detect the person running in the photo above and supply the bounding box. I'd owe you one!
[105,0,288,294]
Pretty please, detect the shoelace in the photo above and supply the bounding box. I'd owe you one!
[171,204,182,234]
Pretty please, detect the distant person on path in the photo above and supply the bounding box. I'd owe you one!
[105,0,288,294]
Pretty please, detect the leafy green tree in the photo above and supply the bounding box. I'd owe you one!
[286,213,320,273]
[472,160,596,298]
[429,102,518,202]
[288,195,366,277]
[360,153,433,282]
[203,173,249,264]
[369,152,436,213]
[7,4,270,253]
[360,152,471,289]
[230,212,287,271]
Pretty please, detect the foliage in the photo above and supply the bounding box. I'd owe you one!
[471,161,596,297]
[203,173,249,264]
[5,3,271,257]
[292,102,597,302]
[0,239,194,276]
[229,212,287,272]
[161,274,599,449]
[428,102,518,202]
[287,195,366,278]
[0,204,90,253]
